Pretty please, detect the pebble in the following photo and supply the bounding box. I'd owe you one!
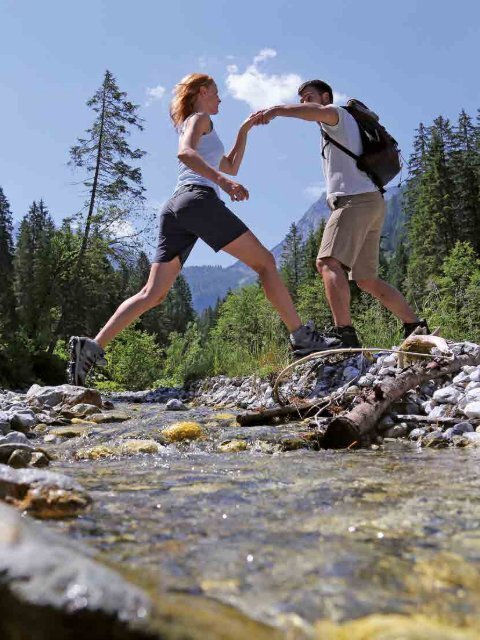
[432,386,463,404]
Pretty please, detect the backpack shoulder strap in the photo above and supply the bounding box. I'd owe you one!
[321,128,360,162]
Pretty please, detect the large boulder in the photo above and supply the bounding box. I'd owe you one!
[0,502,154,640]
[26,384,103,410]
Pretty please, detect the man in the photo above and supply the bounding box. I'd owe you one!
[254,79,428,348]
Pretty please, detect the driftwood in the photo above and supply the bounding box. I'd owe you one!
[323,348,480,449]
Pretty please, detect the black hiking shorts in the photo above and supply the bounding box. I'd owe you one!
[153,185,249,265]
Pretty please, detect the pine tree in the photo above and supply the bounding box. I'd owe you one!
[0,187,16,336]
[280,222,305,301]
[405,117,457,303]
[13,200,56,347]
[302,219,325,284]
[49,70,147,351]
[450,110,480,253]
[164,274,195,335]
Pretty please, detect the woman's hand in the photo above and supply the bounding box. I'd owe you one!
[239,112,261,133]
[250,107,279,125]
[217,176,249,202]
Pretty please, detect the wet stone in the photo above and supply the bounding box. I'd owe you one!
[218,439,248,453]
[7,449,33,468]
[88,411,131,424]
[162,422,203,442]
[165,398,187,411]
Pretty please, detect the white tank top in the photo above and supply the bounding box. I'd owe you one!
[174,114,225,195]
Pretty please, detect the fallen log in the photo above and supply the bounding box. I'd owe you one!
[236,397,330,426]
[323,346,480,449]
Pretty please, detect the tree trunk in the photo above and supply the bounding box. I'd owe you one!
[322,348,480,449]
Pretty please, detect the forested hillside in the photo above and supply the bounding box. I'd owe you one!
[1,77,478,391]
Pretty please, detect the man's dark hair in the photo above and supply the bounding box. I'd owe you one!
[298,79,333,104]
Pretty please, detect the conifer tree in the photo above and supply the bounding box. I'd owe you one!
[280,222,304,301]
[49,70,147,350]
[0,188,16,336]
[14,200,56,347]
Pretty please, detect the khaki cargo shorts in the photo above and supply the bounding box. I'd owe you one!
[317,191,386,281]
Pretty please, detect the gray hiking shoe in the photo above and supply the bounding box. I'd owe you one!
[68,336,107,387]
[290,321,341,358]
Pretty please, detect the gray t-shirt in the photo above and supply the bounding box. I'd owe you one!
[321,106,377,198]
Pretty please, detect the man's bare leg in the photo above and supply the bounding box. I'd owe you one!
[316,256,352,326]
[356,277,418,323]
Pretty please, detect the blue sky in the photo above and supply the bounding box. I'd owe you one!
[1,0,478,266]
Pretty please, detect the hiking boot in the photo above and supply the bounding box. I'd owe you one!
[323,325,362,349]
[403,319,430,340]
[290,321,341,358]
[68,336,107,387]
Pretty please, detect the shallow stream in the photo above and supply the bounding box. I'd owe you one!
[44,403,480,637]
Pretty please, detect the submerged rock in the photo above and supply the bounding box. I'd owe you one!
[75,439,162,460]
[0,464,91,518]
[218,439,248,453]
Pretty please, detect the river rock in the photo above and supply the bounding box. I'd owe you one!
[0,431,30,446]
[427,404,454,419]
[0,502,153,639]
[409,428,427,440]
[75,439,162,460]
[26,384,103,410]
[443,422,474,439]
[463,401,480,419]
[469,367,480,382]
[8,449,33,468]
[420,430,449,448]
[88,411,130,424]
[0,411,10,435]
[165,398,186,411]
[62,403,102,419]
[0,464,91,518]
[218,439,248,453]
[162,422,203,442]
[432,386,463,404]
[9,408,38,432]
[50,425,94,438]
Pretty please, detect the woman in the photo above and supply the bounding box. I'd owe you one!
[69,73,332,386]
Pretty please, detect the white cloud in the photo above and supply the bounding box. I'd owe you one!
[333,92,348,105]
[253,48,277,65]
[145,85,166,106]
[304,184,326,201]
[198,56,207,69]
[226,48,302,110]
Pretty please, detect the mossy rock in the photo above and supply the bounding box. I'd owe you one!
[162,422,203,442]
[50,425,93,438]
[88,411,130,424]
[75,439,162,460]
[218,439,248,453]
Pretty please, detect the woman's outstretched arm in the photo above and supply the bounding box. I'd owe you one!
[220,114,258,176]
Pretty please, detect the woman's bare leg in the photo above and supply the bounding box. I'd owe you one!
[221,231,302,333]
[95,259,181,348]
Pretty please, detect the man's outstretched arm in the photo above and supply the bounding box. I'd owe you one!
[254,104,339,126]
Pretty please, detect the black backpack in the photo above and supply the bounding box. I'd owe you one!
[321,99,401,193]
